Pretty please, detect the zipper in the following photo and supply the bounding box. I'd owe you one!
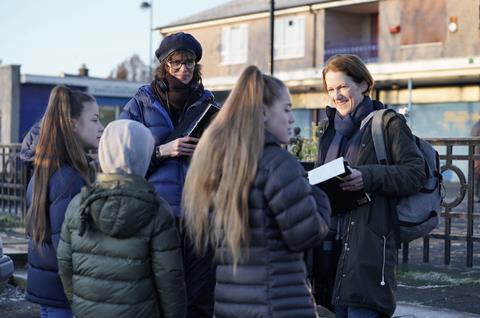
[333,211,354,303]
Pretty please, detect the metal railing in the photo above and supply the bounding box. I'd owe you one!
[401,138,480,268]
[324,39,378,63]
[1,139,480,267]
[0,144,28,220]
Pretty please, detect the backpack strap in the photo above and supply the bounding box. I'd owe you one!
[371,109,398,165]
[370,109,404,248]
[371,109,388,165]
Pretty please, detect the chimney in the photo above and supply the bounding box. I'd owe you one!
[79,64,89,77]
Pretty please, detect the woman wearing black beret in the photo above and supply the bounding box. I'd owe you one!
[120,32,216,317]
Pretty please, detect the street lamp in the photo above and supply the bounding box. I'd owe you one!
[140,1,153,80]
[269,0,275,75]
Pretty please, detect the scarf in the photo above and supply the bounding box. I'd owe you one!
[150,74,204,126]
[324,96,375,166]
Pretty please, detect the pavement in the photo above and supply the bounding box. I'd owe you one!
[3,263,479,318]
[1,180,480,317]
[395,302,480,318]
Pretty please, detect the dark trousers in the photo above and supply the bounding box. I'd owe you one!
[180,224,216,318]
[311,235,342,311]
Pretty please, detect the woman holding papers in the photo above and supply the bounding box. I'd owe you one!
[314,54,426,318]
[120,32,216,317]
[183,65,331,318]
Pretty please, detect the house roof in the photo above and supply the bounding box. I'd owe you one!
[158,0,332,29]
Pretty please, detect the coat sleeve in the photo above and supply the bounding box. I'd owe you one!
[57,196,80,304]
[264,150,330,252]
[151,201,187,318]
[20,122,40,162]
[358,115,426,196]
[119,97,143,123]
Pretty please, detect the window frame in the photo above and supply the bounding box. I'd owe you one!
[274,15,306,60]
[220,24,248,65]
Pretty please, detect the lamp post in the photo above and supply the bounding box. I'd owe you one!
[269,0,275,75]
[140,1,153,79]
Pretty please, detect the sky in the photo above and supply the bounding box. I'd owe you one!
[0,0,229,78]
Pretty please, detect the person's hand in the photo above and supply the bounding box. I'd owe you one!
[340,168,364,192]
[159,136,199,158]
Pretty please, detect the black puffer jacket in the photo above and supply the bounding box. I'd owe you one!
[214,133,331,318]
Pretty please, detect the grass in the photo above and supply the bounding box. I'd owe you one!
[398,270,480,285]
[0,215,23,232]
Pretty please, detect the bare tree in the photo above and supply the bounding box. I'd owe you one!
[109,54,152,82]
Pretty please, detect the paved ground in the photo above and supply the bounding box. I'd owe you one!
[0,284,38,318]
[395,302,480,318]
[1,182,479,317]
[396,263,480,315]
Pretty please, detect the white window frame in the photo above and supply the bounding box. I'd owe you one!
[221,24,248,65]
[274,15,305,60]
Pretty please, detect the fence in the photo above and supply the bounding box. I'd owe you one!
[0,144,28,220]
[401,138,480,267]
[1,139,480,267]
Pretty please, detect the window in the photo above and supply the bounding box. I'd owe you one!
[401,0,446,45]
[221,24,248,65]
[275,15,305,59]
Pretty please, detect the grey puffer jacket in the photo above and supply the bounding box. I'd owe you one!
[57,174,186,318]
[214,133,331,318]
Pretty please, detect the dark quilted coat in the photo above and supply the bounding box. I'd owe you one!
[214,134,331,318]
[57,174,186,318]
[26,164,85,308]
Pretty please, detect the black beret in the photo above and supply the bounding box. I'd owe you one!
[155,32,203,62]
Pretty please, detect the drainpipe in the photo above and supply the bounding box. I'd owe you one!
[311,6,317,69]
[269,0,275,75]
[407,78,413,127]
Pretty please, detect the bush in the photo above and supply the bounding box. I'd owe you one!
[288,122,319,162]
[0,214,23,232]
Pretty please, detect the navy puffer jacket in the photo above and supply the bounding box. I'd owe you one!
[20,122,40,162]
[119,85,215,217]
[26,164,85,308]
[214,134,331,318]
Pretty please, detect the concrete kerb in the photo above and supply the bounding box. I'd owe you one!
[394,302,480,318]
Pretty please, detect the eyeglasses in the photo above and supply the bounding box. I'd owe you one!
[167,59,196,71]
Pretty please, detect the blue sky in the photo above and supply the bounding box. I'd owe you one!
[0,0,228,77]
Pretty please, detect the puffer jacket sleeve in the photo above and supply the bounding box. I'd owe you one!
[264,149,330,252]
[119,97,144,123]
[151,199,186,318]
[20,122,40,162]
[358,115,426,196]
[57,194,81,304]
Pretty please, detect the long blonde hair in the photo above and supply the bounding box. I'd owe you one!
[182,65,286,266]
[26,85,95,243]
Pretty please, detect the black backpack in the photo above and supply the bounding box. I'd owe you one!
[368,109,443,243]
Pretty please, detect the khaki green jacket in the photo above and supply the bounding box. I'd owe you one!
[57,174,186,318]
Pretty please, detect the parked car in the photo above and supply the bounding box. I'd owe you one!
[0,237,14,291]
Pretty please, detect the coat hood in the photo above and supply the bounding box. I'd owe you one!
[78,173,159,238]
[99,119,155,177]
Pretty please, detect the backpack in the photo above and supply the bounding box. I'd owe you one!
[370,109,443,243]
